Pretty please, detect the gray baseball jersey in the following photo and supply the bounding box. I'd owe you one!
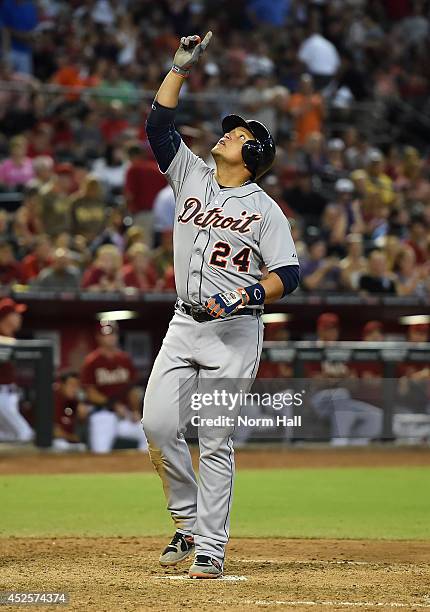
[142,138,298,567]
[167,140,298,306]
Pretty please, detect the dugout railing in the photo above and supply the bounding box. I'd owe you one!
[260,341,430,442]
[0,337,54,448]
[1,336,429,449]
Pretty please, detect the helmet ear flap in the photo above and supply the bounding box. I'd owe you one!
[242,140,263,178]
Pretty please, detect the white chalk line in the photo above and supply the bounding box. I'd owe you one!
[238,558,429,567]
[154,577,430,608]
[154,575,247,581]
[240,558,371,566]
[217,599,430,609]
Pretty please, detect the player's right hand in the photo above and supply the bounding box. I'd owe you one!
[172,31,212,77]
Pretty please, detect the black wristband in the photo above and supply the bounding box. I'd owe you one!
[243,283,266,306]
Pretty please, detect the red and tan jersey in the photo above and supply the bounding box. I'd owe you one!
[80,348,138,402]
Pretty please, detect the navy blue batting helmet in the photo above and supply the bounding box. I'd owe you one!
[221,114,276,180]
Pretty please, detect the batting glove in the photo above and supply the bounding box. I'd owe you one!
[205,283,265,319]
[172,31,212,78]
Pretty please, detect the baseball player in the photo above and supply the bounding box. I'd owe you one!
[53,371,89,451]
[0,298,33,443]
[81,321,148,454]
[142,33,300,579]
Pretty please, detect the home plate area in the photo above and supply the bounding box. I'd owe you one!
[144,538,430,611]
[1,536,430,611]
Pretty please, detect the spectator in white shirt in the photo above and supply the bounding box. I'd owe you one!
[92,145,129,202]
[298,27,341,89]
[153,185,175,248]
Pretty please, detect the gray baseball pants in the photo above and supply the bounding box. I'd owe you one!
[142,306,263,563]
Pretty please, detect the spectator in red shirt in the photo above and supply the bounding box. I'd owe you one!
[161,265,176,291]
[81,244,124,292]
[27,124,53,158]
[407,323,429,343]
[51,116,74,150]
[0,241,25,286]
[21,234,52,281]
[122,243,158,292]
[362,321,384,342]
[53,371,89,451]
[124,143,167,246]
[317,312,340,343]
[406,214,429,265]
[80,320,148,453]
[100,100,130,144]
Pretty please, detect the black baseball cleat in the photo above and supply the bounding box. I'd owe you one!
[189,555,223,579]
[159,531,195,567]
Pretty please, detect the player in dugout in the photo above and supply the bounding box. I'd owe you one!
[0,298,33,443]
[80,321,148,454]
[53,371,89,451]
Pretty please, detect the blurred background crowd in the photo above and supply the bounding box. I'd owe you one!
[0,0,429,450]
[0,0,429,300]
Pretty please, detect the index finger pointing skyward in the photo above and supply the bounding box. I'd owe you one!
[200,31,213,51]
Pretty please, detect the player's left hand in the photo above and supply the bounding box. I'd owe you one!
[205,288,249,319]
[172,32,212,77]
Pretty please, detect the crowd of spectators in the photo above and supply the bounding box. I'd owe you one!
[0,0,429,298]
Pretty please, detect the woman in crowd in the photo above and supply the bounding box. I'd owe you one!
[81,244,123,292]
[394,245,429,298]
[0,136,34,188]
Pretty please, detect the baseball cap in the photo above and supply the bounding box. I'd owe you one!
[96,320,119,336]
[317,312,339,330]
[369,149,383,162]
[363,321,383,336]
[204,61,219,76]
[351,169,367,181]
[327,138,345,152]
[0,298,27,322]
[335,178,354,193]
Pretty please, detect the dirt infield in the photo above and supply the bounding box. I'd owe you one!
[1,448,429,611]
[1,537,430,611]
[1,446,430,475]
